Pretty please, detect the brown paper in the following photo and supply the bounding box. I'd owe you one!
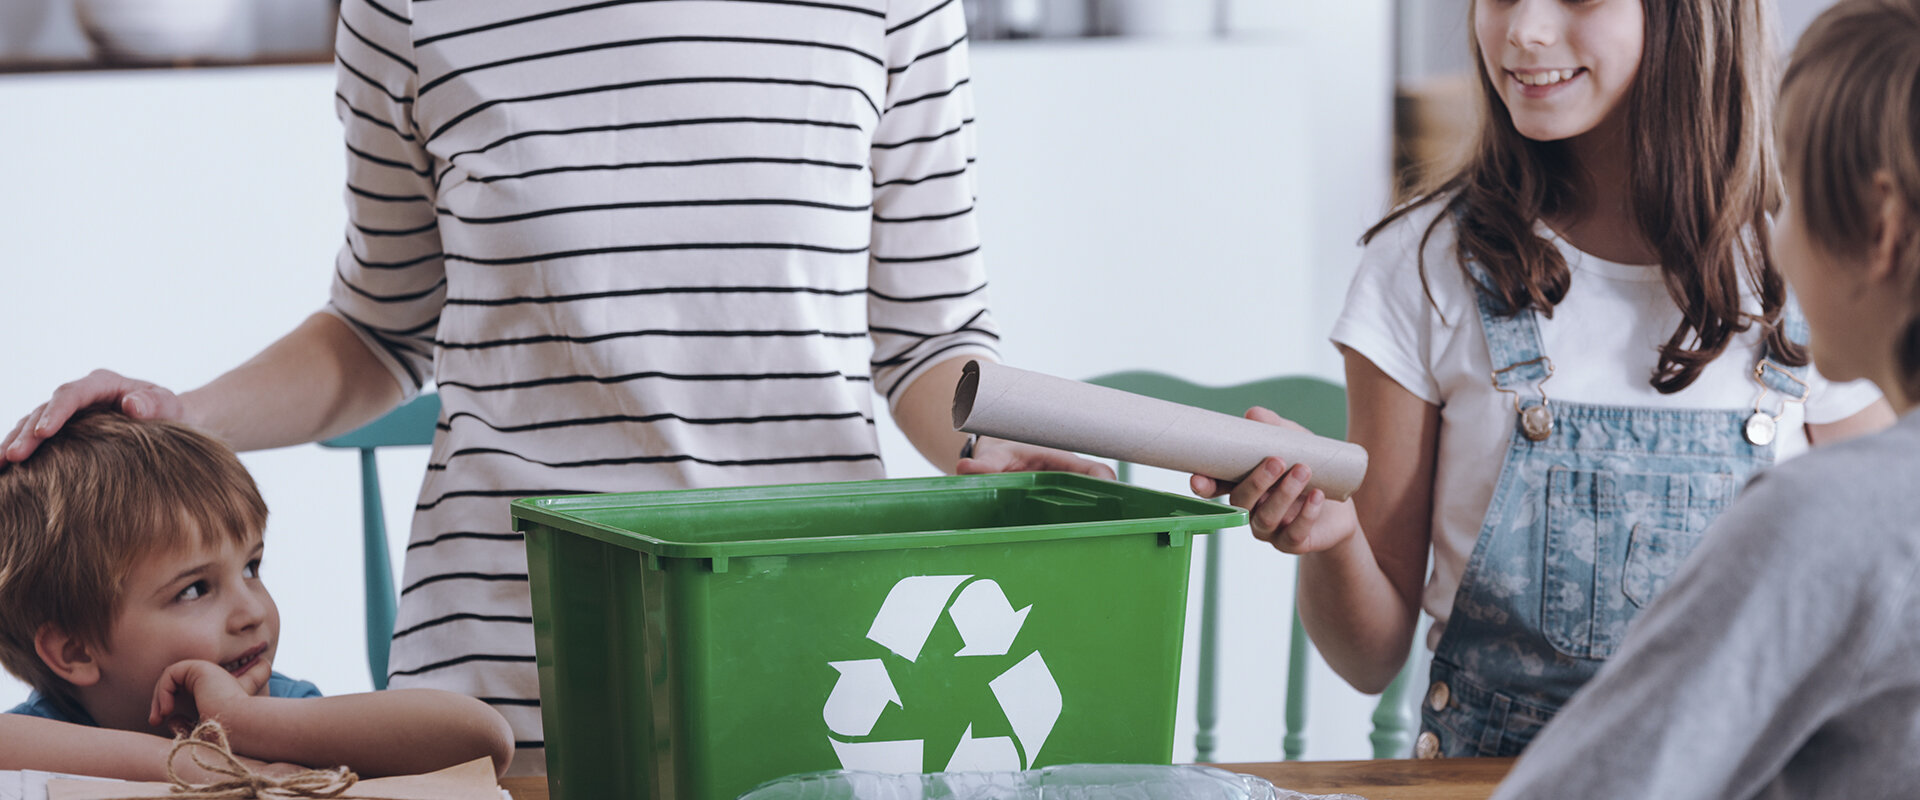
[953,361,1368,501]
[48,757,502,800]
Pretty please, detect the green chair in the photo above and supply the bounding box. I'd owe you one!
[317,392,441,690]
[1083,372,1418,761]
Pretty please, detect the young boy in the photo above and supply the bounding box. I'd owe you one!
[0,409,513,780]
[1491,1,1920,796]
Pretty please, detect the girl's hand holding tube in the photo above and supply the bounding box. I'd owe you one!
[1191,407,1361,553]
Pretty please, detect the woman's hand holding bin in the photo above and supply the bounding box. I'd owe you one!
[954,435,1117,480]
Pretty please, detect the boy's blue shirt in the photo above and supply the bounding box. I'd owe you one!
[6,673,322,725]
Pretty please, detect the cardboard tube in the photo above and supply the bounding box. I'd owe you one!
[953,361,1368,501]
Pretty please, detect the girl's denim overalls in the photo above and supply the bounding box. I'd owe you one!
[1416,262,1809,758]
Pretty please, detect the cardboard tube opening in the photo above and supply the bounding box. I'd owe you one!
[952,360,982,429]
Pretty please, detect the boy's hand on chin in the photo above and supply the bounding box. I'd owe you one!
[148,659,263,735]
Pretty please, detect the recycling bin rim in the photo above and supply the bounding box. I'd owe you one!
[509,471,1247,563]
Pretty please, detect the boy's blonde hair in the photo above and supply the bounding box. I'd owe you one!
[0,409,267,710]
[1779,0,1920,398]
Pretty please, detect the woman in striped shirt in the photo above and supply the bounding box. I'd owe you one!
[2,0,1106,774]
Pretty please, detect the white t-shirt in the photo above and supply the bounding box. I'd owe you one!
[1329,202,1883,648]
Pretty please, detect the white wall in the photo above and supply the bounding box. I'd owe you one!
[1777,0,1842,44]
[0,6,1394,765]
[0,0,338,63]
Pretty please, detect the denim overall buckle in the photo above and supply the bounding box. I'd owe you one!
[1745,361,1811,446]
[1491,356,1556,442]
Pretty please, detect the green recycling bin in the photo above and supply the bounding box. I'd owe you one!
[513,472,1246,800]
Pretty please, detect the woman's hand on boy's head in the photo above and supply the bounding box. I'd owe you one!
[149,659,264,735]
[1,369,183,463]
[1190,407,1362,554]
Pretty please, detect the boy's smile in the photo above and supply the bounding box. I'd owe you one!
[221,641,271,677]
[75,528,279,733]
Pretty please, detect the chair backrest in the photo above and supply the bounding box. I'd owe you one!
[317,392,441,690]
[1082,372,1415,761]
[1085,370,1348,447]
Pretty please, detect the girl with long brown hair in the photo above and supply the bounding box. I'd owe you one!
[1493,2,1920,793]
[1196,0,1893,757]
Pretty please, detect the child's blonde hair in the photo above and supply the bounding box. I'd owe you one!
[1371,0,1801,392]
[0,409,267,713]
[1779,0,1920,397]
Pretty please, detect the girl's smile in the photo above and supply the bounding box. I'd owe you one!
[1478,0,1644,143]
[1508,67,1588,98]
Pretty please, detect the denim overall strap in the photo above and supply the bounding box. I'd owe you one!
[1745,303,1814,445]
[1467,264,1554,404]
[1417,258,1779,760]
[1776,302,1811,365]
[1757,303,1814,401]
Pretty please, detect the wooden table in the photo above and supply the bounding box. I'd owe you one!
[1218,759,1513,800]
[500,758,1514,800]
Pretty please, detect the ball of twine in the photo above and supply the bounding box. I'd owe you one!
[109,720,379,800]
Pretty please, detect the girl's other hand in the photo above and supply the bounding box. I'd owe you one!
[2,370,183,463]
[1191,407,1361,553]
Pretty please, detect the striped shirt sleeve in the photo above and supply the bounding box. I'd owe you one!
[323,0,444,396]
[868,0,1000,409]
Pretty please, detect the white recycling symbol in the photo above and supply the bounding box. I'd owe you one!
[822,575,1063,772]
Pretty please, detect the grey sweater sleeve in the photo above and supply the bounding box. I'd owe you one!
[1489,454,1920,800]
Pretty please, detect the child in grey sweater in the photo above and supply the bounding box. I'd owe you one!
[1492,1,1920,797]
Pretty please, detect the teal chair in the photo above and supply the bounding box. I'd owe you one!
[1083,372,1418,761]
[317,392,441,690]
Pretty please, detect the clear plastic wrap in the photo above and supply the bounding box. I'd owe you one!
[735,764,1368,800]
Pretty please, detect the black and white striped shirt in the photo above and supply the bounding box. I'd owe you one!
[323,0,997,773]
